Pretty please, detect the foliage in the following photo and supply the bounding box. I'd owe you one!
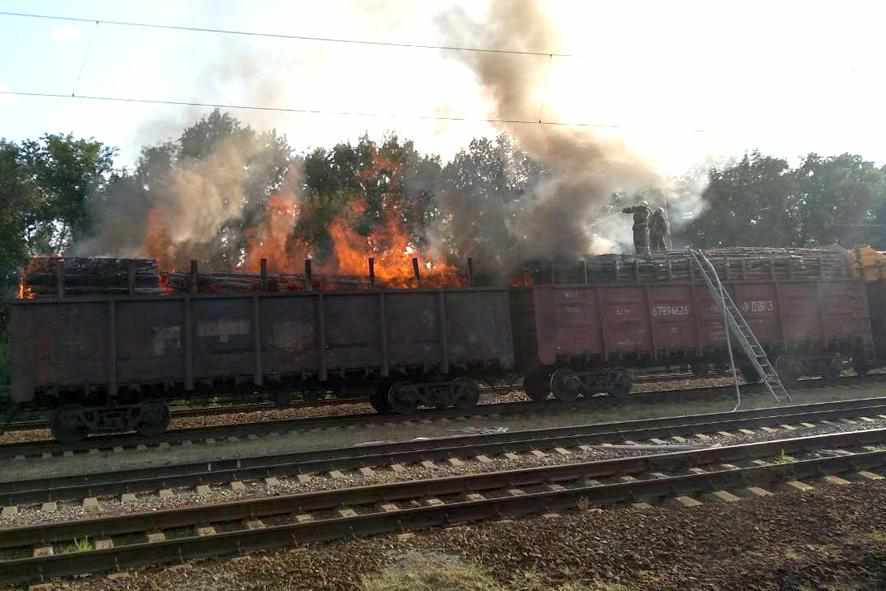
[683,152,886,248]
[18,134,116,253]
[4,112,886,281]
[300,133,443,261]
[436,135,547,263]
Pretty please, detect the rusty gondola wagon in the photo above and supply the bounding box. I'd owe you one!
[5,247,882,443]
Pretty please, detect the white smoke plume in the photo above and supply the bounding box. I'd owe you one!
[437,0,685,260]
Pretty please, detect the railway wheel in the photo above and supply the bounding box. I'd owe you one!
[523,369,551,402]
[606,368,632,398]
[50,405,87,444]
[136,400,170,437]
[550,368,582,402]
[370,381,393,414]
[387,382,419,415]
[451,378,481,410]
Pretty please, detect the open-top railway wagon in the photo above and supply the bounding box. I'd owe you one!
[6,247,881,442]
[9,284,515,442]
[514,250,875,403]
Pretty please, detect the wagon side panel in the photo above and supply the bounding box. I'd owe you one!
[647,286,695,355]
[116,299,185,384]
[385,292,441,369]
[261,295,318,375]
[731,283,780,347]
[445,290,514,369]
[192,298,255,378]
[324,293,382,369]
[10,301,108,399]
[600,287,652,356]
[819,280,872,351]
[778,284,823,349]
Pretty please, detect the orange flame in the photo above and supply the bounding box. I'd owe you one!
[145,209,176,271]
[139,150,465,290]
[17,279,34,300]
[322,200,463,288]
[244,193,307,273]
[510,272,534,288]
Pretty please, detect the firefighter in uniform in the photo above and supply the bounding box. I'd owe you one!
[622,201,651,256]
[649,207,671,253]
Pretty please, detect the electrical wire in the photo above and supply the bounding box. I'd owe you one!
[0,90,660,130]
[0,10,570,57]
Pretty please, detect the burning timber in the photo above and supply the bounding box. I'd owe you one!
[12,247,860,300]
[19,257,163,297]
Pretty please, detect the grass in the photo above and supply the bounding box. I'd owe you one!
[62,537,93,554]
[360,553,628,591]
[771,448,795,464]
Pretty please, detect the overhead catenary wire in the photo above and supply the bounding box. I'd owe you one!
[0,90,691,131]
[71,20,99,97]
[0,10,570,57]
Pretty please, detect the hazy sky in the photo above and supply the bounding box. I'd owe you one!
[1,0,884,176]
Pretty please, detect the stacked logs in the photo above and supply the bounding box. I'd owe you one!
[164,271,371,293]
[522,247,855,286]
[20,257,162,297]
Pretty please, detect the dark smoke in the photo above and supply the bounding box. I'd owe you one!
[437,0,662,261]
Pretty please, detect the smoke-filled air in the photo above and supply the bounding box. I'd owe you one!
[75,0,694,284]
[437,0,663,262]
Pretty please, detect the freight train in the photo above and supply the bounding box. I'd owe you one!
[6,247,883,443]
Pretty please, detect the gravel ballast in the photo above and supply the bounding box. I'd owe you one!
[15,480,886,591]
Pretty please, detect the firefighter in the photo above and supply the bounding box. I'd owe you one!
[649,207,671,253]
[622,201,651,256]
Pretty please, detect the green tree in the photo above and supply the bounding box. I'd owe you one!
[684,152,797,247]
[299,134,443,262]
[684,151,886,249]
[0,141,33,280]
[18,134,115,253]
[86,110,291,271]
[436,135,546,263]
[794,153,886,247]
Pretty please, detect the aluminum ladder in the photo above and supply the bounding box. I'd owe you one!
[690,249,792,403]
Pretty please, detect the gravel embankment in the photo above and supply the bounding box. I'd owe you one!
[18,479,886,591]
[5,413,886,530]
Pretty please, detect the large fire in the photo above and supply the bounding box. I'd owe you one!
[145,209,176,271]
[17,279,34,300]
[128,152,466,291]
[244,193,307,274]
[322,200,462,288]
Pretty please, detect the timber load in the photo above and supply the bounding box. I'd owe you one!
[163,270,373,293]
[519,246,857,285]
[20,257,162,297]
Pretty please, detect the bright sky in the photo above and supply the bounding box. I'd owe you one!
[1,0,884,176]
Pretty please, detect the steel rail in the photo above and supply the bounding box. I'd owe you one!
[0,397,370,432]
[2,395,886,505]
[2,428,885,585]
[1,374,882,460]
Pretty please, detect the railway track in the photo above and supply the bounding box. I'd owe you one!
[0,372,704,433]
[3,394,886,506]
[0,397,368,433]
[1,374,884,460]
[2,427,885,586]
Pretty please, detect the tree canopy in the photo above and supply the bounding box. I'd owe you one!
[3,110,886,281]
